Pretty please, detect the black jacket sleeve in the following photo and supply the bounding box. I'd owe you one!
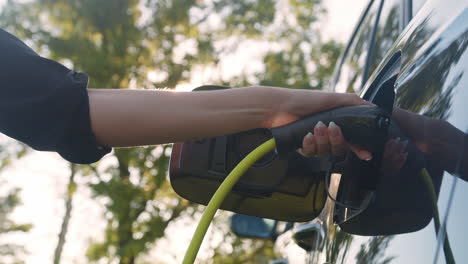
[0,29,111,164]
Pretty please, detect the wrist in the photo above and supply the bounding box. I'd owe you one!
[252,86,293,129]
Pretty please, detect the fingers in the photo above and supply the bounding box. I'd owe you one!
[299,121,373,160]
[300,132,317,157]
[382,138,407,172]
[328,122,348,156]
[381,138,408,172]
[300,121,349,158]
[314,121,331,158]
[349,144,373,161]
[298,121,411,172]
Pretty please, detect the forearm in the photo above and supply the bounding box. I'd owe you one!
[88,87,287,147]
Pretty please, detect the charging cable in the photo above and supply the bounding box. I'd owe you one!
[182,138,455,264]
[182,138,276,264]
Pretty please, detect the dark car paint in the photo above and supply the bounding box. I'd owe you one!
[281,0,468,263]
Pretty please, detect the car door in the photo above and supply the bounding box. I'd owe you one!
[315,0,468,263]
[272,3,387,260]
[304,0,401,262]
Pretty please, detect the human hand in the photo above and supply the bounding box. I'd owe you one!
[381,137,408,173]
[298,121,410,169]
[298,121,373,161]
[263,89,373,128]
[256,88,375,161]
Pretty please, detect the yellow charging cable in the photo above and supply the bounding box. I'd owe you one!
[182,138,276,264]
[181,140,455,264]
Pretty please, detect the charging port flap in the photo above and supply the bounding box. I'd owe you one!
[336,51,442,236]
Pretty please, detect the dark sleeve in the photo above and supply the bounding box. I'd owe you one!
[0,29,111,164]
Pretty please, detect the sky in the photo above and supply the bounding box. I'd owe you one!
[0,0,369,263]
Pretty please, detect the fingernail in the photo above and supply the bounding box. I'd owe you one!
[304,132,314,145]
[365,154,373,161]
[315,121,326,128]
[315,121,326,136]
[328,122,339,136]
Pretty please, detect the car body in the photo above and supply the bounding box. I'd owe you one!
[232,0,468,263]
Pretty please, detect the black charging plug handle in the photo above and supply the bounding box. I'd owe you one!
[270,105,390,156]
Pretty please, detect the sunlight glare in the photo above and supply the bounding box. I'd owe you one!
[174,83,197,92]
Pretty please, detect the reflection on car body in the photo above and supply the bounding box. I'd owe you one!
[231,0,468,263]
[320,0,468,262]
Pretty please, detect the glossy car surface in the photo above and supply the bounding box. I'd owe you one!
[272,0,468,263]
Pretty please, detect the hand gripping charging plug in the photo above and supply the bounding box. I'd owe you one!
[177,104,390,264]
[271,105,390,156]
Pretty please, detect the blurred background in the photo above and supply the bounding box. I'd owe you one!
[0,0,366,263]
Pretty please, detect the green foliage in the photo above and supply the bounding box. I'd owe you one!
[189,211,278,264]
[212,239,277,264]
[0,0,345,263]
[0,142,32,264]
[1,0,204,262]
[0,143,28,171]
[0,188,32,234]
[0,185,32,264]
[84,146,190,263]
[213,0,276,37]
[256,39,341,90]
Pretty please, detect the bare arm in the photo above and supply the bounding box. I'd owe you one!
[88,86,367,148]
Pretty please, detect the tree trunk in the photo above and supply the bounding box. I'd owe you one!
[53,163,76,264]
[118,256,135,264]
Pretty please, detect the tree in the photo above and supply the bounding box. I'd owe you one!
[0,142,31,264]
[0,185,32,264]
[84,146,190,264]
[53,163,77,264]
[200,212,279,264]
[255,39,342,90]
[0,0,344,263]
[2,1,204,262]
